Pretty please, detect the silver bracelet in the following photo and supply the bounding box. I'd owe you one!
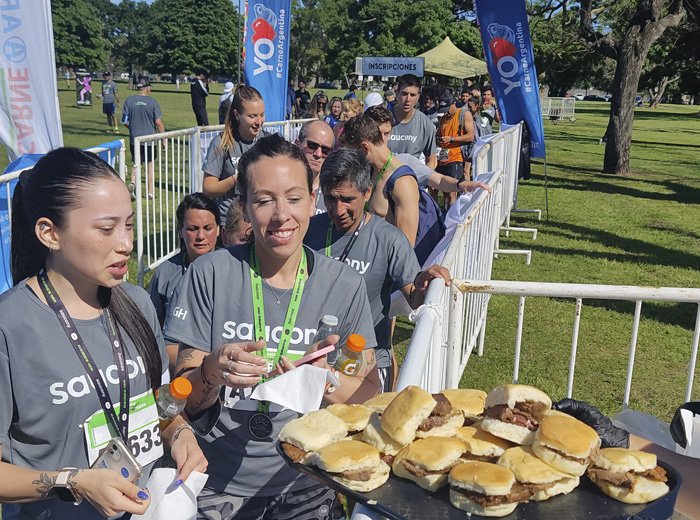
[171,423,195,443]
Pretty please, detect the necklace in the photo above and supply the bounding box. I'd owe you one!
[366,152,393,211]
[263,279,292,305]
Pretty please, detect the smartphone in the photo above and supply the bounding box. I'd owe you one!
[266,345,336,377]
[91,437,143,483]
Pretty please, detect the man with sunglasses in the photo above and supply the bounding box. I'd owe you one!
[295,120,335,215]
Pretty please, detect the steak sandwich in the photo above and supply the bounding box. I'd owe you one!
[308,440,390,492]
[380,385,437,445]
[363,392,398,415]
[455,425,513,463]
[278,409,348,464]
[327,403,374,434]
[587,448,669,504]
[449,461,531,517]
[497,446,580,501]
[481,384,552,445]
[415,392,464,438]
[392,437,467,492]
[532,414,600,476]
[362,412,404,465]
[441,388,487,425]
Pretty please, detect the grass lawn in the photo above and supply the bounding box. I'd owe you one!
[3,82,699,421]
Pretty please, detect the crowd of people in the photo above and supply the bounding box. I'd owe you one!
[0,73,498,520]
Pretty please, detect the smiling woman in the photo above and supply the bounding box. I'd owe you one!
[168,134,382,519]
[0,148,207,519]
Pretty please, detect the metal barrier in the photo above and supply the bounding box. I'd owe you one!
[133,119,313,285]
[541,97,576,123]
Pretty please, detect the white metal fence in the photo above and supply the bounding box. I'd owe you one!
[541,97,577,122]
[133,119,313,285]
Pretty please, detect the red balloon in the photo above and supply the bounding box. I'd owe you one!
[489,37,516,61]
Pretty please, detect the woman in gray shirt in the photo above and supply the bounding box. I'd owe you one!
[202,86,266,225]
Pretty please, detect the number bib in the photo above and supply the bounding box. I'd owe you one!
[84,390,163,468]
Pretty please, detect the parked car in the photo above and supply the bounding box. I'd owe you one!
[317,81,339,89]
[217,76,234,84]
[120,73,130,80]
[583,94,607,102]
[574,93,585,101]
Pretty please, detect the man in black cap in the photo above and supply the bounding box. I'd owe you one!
[190,69,210,126]
[98,71,119,132]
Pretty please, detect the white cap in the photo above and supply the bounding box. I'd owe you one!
[223,81,235,94]
[363,92,383,111]
[322,315,339,327]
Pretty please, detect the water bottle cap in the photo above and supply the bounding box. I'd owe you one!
[322,315,338,327]
[346,334,365,353]
[170,377,193,400]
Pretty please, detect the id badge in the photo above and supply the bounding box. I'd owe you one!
[83,390,163,468]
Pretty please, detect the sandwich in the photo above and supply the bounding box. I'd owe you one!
[361,412,405,465]
[481,384,552,445]
[587,448,669,504]
[278,409,348,464]
[363,392,398,414]
[327,403,374,434]
[415,392,465,438]
[392,437,467,491]
[532,414,600,476]
[380,386,436,445]
[308,440,390,492]
[455,425,513,463]
[449,461,531,517]
[441,388,487,425]
[497,446,580,501]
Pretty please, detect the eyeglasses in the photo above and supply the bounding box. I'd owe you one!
[304,140,333,157]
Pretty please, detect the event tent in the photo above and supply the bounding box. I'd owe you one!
[418,37,487,79]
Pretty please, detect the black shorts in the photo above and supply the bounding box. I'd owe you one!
[129,142,157,164]
[102,102,116,115]
[436,162,464,182]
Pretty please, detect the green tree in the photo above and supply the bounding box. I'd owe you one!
[51,0,111,69]
[103,0,154,74]
[146,0,241,77]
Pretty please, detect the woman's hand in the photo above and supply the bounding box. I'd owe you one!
[438,136,452,145]
[170,427,208,484]
[71,468,151,517]
[204,340,267,388]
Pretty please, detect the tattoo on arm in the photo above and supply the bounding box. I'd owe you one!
[177,346,198,367]
[33,473,57,498]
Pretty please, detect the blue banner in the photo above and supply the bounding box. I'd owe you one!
[243,0,291,122]
[475,0,546,158]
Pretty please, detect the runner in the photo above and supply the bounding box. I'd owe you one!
[169,135,379,520]
[0,148,206,519]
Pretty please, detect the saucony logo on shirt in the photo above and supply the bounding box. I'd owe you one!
[389,134,418,143]
[330,257,371,275]
[49,356,147,404]
[222,321,317,345]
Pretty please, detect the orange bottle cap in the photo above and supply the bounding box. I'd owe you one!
[170,377,193,400]
[346,334,365,353]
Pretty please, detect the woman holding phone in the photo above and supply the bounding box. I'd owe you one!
[170,134,379,520]
[0,148,206,519]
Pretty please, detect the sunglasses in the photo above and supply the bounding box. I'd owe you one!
[304,140,332,157]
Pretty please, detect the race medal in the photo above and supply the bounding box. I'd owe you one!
[248,412,274,440]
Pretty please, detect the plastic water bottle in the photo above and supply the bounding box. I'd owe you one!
[156,377,192,431]
[313,315,339,364]
[333,334,365,376]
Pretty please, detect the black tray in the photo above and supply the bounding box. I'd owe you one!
[278,445,682,520]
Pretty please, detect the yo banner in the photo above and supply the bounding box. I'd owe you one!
[243,0,291,122]
[475,0,546,158]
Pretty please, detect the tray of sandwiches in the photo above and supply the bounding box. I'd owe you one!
[278,384,681,519]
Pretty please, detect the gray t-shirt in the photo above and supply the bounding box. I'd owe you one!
[122,95,162,141]
[305,214,420,368]
[388,109,436,160]
[203,133,259,225]
[0,282,167,519]
[147,251,186,325]
[397,153,433,189]
[314,185,327,215]
[101,80,117,104]
[166,245,377,496]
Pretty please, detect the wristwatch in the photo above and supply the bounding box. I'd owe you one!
[53,468,82,505]
[450,137,455,143]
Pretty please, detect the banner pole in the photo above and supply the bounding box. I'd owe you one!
[544,156,549,221]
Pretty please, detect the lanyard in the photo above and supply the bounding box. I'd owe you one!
[325,213,366,262]
[249,248,307,412]
[366,152,393,210]
[37,269,130,442]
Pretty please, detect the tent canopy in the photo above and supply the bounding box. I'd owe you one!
[418,37,487,79]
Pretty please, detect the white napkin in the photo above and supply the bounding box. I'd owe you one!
[250,364,327,413]
[132,468,208,520]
